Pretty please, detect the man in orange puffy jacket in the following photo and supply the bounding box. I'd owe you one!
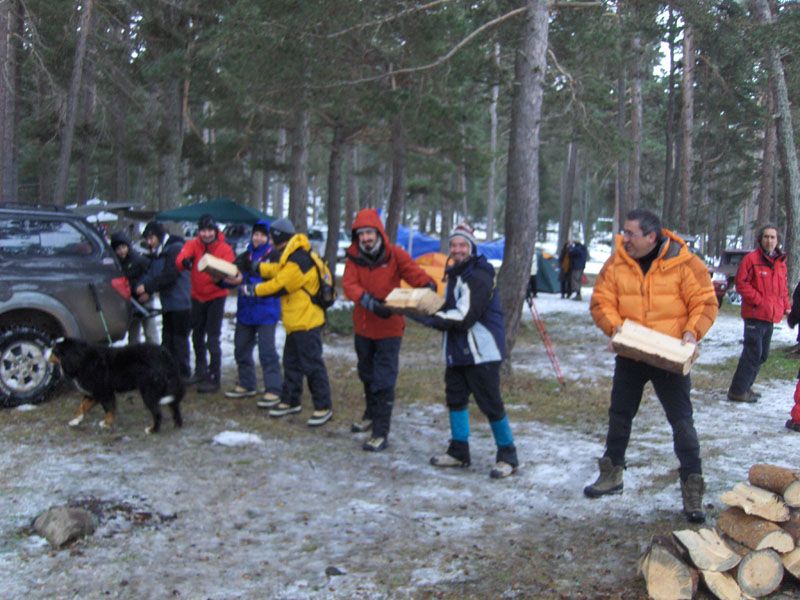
[586,209,718,523]
[176,214,235,393]
[342,209,435,452]
[727,225,790,404]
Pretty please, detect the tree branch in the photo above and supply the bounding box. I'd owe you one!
[325,0,453,38]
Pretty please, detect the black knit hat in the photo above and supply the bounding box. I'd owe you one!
[142,221,166,241]
[252,220,269,237]
[268,218,295,245]
[197,214,218,231]
[110,231,131,250]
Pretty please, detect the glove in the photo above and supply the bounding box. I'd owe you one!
[182,257,194,270]
[360,292,392,319]
[233,252,252,275]
[789,314,798,329]
[240,283,258,297]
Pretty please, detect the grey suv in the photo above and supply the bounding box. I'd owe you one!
[0,205,131,406]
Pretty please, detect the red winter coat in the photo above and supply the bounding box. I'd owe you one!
[735,247,790,323]
[343,209,434,339]
[175,232,235,302]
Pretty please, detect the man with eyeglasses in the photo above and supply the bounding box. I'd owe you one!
[586,208,718,522]
[727,224,790,405]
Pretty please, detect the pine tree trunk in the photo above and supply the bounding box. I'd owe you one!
[0,0,17,202]
[615,69,628,229]
[662,7,677,223]
[324,124,344,268]
[755,80,777,229]
[487,42,500,240]
[626,31,642,211]
[497,0,549,357]
[344,144,358,232]
[679,21,695,233]
[75,25,97,205]
[53,0,93,206]
[272,128,287,217]
[558,141,578,251]
[384,117,406,243]
[289,105,310,232]
[156,79,183,210]
[751,0,800,285]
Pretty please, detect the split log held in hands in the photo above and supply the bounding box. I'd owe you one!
[716,507,794,552]
[748,464,800,508]
[720,482,790,522]
[638,534,698,600]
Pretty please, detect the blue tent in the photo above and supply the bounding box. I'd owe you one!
[396,225,509,260]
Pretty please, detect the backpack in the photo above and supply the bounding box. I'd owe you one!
[305,250,337,310]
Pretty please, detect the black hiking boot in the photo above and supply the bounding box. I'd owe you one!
[681,473,706,523]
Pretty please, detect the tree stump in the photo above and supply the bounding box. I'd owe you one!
[638,534,698,600]
[748,464,800,508]
[717,507,794,552]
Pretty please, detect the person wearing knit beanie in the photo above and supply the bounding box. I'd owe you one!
[448,223,478,255]
[268,218,296,247]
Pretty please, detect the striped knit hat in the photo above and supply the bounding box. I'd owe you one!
[448,223,478,255]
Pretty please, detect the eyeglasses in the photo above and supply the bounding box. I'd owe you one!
[620,229,650,239]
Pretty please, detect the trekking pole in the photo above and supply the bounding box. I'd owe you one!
[526,295,566,387]
[88,283,113,344]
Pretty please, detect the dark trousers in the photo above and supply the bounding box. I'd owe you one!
[729,318,773,396]
[234,322,282,394]
[355,335,401,438]
[162,309,191,378]
[605,356,701,480]
[282,327,331,411]
[445,362,506,422]
[191,297,226,380]
[559,273,572,298]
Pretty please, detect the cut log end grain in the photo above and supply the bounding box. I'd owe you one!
[736,549,784,598]
[639,535,698,600]
[748,464,800,508]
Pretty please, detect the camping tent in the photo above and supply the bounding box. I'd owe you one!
[400,252,449,296]
[535,250,561,293]
[155,198,272,224]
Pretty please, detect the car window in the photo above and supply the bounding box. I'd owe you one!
[0,218,95,257]
[308,230,323,241]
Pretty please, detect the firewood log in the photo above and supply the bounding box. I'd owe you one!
[610,319,697,375]
[748,464,800,508]
[672,528,741,572]
[384,287,444,316]
[735,549,783,598]
[717,508,794,553]
[782,511,800,543]
[197,254,238,279]
[699,570,748,600]
[720,482,790,522]
[638,534,699,600]
[783,546,800,580]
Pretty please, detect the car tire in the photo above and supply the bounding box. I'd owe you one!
[0,327,59,408]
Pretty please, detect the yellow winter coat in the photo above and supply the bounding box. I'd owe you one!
[590,229,718,341]
[254,233,325,333]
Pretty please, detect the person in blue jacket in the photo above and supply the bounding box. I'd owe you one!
[568,239,588,301]
[417,223,519,479]
[224,220,283,406]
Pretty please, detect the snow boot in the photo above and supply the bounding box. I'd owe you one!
[307,409,333,427]
[726,389,757,403]
[225,385,256,399]
[197,375,220,394]
[362,436,387,452]
[583,457,624,498]
[256,392,281,409]
[786,419,800,433]
[430,440,470,468]
[681,473,706,523]
[350,418,372,433]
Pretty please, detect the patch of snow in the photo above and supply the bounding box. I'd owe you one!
[212,431,265,447]
[15,404,37,412]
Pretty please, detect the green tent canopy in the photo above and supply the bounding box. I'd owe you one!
[155,198,273,225]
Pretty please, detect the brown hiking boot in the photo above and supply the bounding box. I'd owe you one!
[681,473,706,523]
[583,457,623,498]
[726,389,757,403]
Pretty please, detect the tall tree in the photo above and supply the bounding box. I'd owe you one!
[497,0,549,357]
[679,21,695,232]
[288,104,310,231]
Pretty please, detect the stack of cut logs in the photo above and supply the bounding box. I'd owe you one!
[639,463,800,599]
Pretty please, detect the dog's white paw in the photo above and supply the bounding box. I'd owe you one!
[98,419,110,429]
[145,426,154,435]
[68,415,83,427]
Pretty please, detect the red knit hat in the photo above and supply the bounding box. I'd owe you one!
[448,223,477,254]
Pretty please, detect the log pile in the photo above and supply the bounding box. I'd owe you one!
[639,463,800,599]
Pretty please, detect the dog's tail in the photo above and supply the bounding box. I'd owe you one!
[159,395,176,406]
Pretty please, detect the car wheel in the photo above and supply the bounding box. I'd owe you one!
[0,327,59,408]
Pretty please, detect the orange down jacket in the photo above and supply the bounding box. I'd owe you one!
[590,229,718,341]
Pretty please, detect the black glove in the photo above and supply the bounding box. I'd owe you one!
[360,292,392,319]
[182,257,194,270]
[234,252,252,275]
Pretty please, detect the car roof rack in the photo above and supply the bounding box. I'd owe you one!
[0,202,73,212]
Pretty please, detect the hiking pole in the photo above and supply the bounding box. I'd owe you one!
[88,283,113,344]
[525,295,566,387]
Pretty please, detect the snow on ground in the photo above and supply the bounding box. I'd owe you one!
[3,289,800,598]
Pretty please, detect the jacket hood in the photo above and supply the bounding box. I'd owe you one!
[350,209,389,247]
[279,233,311,265]
[613,228,693,273]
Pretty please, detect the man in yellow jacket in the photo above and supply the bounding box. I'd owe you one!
[586,209,718,523]
[243,218,333,427]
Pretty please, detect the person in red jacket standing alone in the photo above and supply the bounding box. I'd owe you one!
[176,214,235,393]
[727,224,791,403]
[342,209,435,451]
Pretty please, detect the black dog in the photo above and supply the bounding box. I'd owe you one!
[50,338,184,434]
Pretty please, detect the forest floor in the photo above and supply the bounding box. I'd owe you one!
[2,294,800,599]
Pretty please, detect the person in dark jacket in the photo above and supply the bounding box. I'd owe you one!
[176,214,236,393]
[786,281,800,354]
[342,208,435,452]
[558,242,572,299]
[135,222,192,378]
[567,240,588,301]
[727,224,791,403]
[417,223,519,479]
[223,220,283,406]
[110,231,158,344]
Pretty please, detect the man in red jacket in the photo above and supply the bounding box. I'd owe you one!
[342,209,435,451]
[176,214,235,393]
[727,224,791,403]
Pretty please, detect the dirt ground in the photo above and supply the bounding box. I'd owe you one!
[2,301,800,599]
